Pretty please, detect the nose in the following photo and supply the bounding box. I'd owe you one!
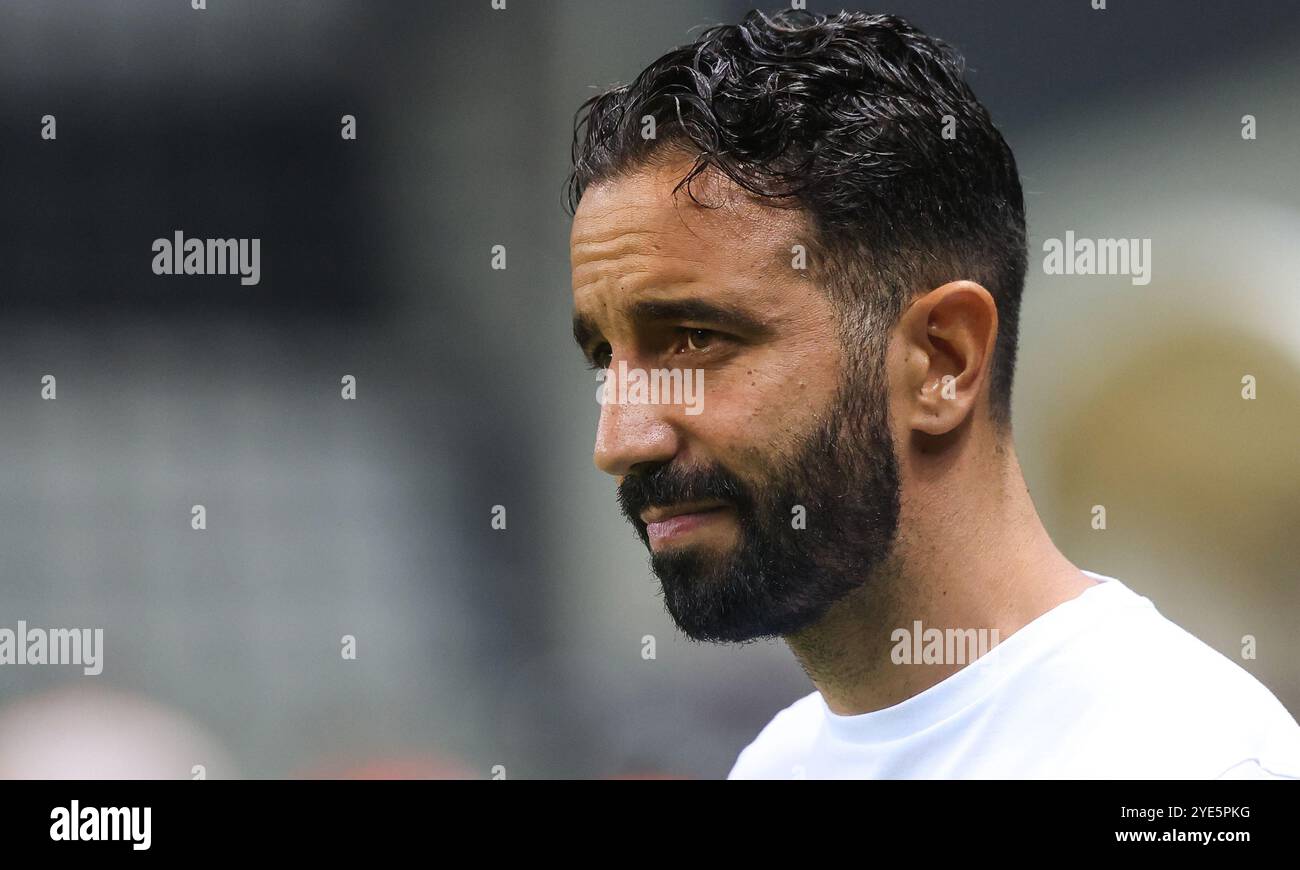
[593,391,679,477]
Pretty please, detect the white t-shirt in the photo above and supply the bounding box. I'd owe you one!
[728,571,1300,779]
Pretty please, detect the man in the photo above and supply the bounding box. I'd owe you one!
[566,9,1300,778]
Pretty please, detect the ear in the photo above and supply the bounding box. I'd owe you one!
[895,280,998,436]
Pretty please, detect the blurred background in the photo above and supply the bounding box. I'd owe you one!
[0,0,1296,778]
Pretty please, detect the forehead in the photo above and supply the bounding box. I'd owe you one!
[570,157,808,312]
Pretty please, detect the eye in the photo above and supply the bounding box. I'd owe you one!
[683,328,715,353]
[588,342,612,370]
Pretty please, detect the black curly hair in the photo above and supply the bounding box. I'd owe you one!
[566,9,1027,430]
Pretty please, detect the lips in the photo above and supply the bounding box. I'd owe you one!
[641,502,730,548]
[639,501,728,526]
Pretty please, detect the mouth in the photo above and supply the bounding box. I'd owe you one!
[640,501,731,549]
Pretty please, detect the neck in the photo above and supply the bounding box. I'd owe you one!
[785,429,1095,716]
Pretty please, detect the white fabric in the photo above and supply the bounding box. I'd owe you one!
[728,571,1300,779]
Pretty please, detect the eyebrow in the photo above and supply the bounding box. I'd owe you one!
[572,298,772,355]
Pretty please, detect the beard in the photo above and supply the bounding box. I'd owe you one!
[616,360,901,643]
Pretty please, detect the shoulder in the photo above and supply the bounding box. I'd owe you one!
[1081,580,1291,718]
[1041,576,1300,777]
[726,691,824,780]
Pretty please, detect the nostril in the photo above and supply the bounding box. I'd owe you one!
[628,460,668,478]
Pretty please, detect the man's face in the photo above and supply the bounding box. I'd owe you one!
[570,155,901,642]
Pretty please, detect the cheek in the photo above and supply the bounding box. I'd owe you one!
[684,342,842,467]
[884,335,916,429]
